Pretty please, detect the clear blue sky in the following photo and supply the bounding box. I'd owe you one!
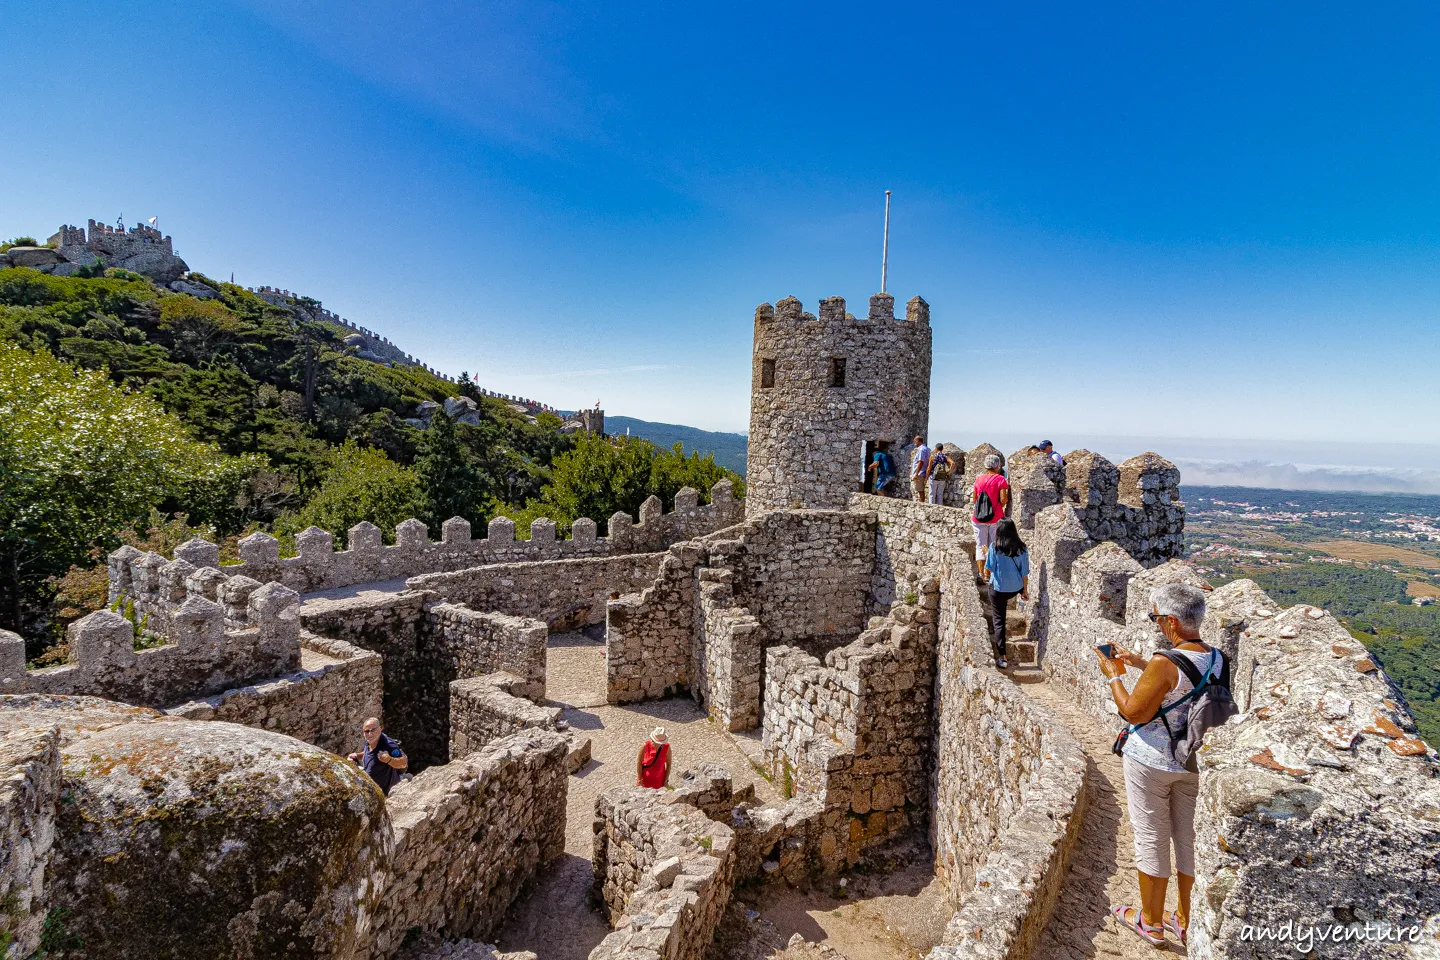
[3,1,1438,444]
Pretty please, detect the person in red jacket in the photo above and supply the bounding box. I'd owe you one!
[636,727,671,788]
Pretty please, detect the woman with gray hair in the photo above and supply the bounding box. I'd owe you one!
[1095,582,1225,947]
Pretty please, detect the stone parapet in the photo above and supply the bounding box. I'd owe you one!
[1,585,301,708]
[164,633,383,756]
[1190,602,1440,958]
[371,729,569,957]
[200,481,741,595]
[591,783,737,960]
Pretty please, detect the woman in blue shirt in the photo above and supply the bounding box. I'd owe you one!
[981,519,1030,668]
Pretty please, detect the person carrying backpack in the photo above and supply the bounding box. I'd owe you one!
[1095,583,1237,949]
[928,444,956,504]
[866,447,897,497]
[970,453,1010,566]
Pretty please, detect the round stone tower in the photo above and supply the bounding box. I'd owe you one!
[746,293,931,514]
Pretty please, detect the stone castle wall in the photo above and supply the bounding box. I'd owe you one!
[411,552,665,631]
[1,582,301,709]
[762,582,939,867]
[448,672,563,761]
[852,494,1088,960]
[929,445,1184,569]
[747,295,930,513]
[604,510,873,715]
[369,729,569,958]
[591,781,738,960]
[298,593,549,768]
[1024,502,1440,960]
[216,481,741,595]
[165,633,383,756]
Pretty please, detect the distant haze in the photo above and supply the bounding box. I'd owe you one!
[628,419,1440,496]
[930,432,1440,496]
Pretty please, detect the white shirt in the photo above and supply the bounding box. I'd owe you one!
[1049,450,1065,467]
[1122,647,1223,773]
[911,444,931,478]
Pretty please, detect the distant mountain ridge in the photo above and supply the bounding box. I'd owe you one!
[608,416,747,475]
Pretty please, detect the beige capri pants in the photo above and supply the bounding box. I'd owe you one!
[1122,755,1199,877]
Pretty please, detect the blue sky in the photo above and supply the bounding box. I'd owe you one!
[3,1,1438,449]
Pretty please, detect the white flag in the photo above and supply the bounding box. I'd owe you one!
[147,217,157,226]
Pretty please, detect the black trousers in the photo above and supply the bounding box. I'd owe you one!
[990,587,1019,656]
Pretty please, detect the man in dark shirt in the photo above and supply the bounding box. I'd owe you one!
[348,717,407,796]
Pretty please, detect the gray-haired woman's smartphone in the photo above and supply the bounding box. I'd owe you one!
[1095,643,1116,659]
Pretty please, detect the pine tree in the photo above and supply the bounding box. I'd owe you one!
[413,411,488,533]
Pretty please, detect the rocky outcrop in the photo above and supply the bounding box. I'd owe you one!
[0,694,387,960]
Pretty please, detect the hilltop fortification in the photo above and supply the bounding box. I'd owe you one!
[0,286,1435,960]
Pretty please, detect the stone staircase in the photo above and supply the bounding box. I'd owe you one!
[976,572,1039,669]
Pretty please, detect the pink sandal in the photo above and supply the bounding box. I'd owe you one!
[1164,911,1187,946]
[1111,905,1165,946]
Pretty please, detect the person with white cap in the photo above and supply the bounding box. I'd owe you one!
[636,727,671,788]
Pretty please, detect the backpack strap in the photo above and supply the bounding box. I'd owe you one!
[1153,650,1218,719]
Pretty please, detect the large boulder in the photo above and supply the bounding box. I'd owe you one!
[0,695,389,960]
[110,248,189,283]
[4,246,62,268]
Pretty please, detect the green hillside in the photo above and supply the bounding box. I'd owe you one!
[0,265,737,649]
[608,415,748,474]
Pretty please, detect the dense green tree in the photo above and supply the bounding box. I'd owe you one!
[275,442,424,546]
[0,343,259,643]
[513,433,742,534]
[414,412,490,533]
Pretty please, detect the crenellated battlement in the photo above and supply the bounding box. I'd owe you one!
[1,578,300,708]
[748,294,932,513]
[937,443,1184,567]
[105,482,744,601]
[754,293,930,327]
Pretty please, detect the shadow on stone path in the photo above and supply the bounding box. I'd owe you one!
[1016,673,1186,960]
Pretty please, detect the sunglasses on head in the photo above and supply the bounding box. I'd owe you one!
[1147,612,1169,623]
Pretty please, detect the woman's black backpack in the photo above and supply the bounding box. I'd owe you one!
[1155,650,1238,772]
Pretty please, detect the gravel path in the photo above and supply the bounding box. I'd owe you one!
[494,632,778,960]
[1016,673,1187,959]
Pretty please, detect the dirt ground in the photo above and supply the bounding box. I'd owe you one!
[714,839,952,960]
[493,632,951,960]
[493,630,778,960]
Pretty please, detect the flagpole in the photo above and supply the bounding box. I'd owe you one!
[881,190,892,294]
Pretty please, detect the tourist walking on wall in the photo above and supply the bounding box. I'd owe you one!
[1095,583,1235,947]
[980,519,1028,668]
[1039,440,1065,468]
[928,444,956,505]
[636,727,671,788]
[348,717,407,797]
[909,435,931,502]
[971,453,1010,564]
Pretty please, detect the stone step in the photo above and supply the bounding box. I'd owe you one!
[1009,640,1038,666]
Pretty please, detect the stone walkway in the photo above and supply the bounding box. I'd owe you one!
[494,631,779,960]
[1015,672,1187,960]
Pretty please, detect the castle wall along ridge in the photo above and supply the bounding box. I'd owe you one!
[0,290,1435,960]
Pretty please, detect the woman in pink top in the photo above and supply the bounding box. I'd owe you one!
[971,454,1010,566]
